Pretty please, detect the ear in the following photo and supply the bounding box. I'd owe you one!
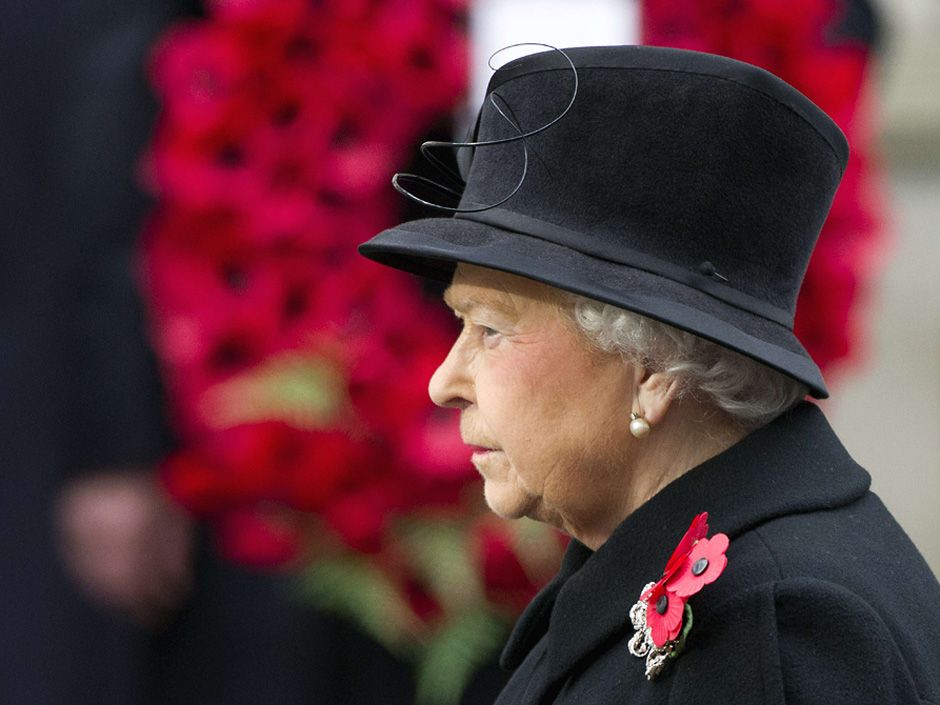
[634,371,682,427]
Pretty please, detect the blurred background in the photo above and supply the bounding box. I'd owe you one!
[828,0,940,574]
[1,0,937,704]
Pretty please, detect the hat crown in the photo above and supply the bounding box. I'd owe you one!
[359,45,848,397]
[457,46,847,319]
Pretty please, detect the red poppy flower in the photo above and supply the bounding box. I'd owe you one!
[362,0,469,114]
[667,533,729,598]
[644,580,687,648]
[206,0,309,29]
[641,512,709,604]
[213,507,305,569]
[161,446,230,514]
[149,122,263,210]
[661,512,709,583]
[149,23,252,134]
[323,483,401,554]
[281,430,377,513]
[636,513,729,648]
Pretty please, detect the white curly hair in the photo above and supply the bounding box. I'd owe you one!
[563,293,809,428]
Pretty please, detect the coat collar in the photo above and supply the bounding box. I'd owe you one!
[499,401,870,685]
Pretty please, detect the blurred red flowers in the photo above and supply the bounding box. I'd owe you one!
[476,522,543,614]
[140,2,566,676]
[144,0,472,550]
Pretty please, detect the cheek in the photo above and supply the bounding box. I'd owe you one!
[484,345,584,445]
[489,352,543,396]
[502,344,628,454]
[486,348,555,419]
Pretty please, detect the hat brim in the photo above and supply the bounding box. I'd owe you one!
[359,217,828,399]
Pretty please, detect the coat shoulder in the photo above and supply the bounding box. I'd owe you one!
[669,492,940,705]
[558,574,933,705]
[556,496,940,705]
[669,575,934,705]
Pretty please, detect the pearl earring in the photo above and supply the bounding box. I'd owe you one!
[630,412,651,438]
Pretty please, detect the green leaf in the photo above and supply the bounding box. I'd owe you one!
[396,519,484,615]
[202,353,345,429]
[670,603,695,659]
[414,609,508,705]
[297,555,418,656]
[263,356,342,424]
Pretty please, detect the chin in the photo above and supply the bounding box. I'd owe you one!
[482,479,539,521]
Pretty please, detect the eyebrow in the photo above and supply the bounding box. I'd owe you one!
[443,287,518,319]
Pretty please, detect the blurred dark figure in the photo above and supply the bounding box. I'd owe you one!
[1,1,195,702]
[0,2,356,704]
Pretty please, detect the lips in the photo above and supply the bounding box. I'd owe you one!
[467,443,500,453]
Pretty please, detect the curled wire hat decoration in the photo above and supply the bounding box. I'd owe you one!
[391,43,579,213]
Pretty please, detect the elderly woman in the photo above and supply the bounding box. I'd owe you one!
[360,46,940,704]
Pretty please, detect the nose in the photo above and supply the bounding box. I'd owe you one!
[428,334,473,409]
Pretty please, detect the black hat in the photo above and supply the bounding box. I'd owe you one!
[358,45,848,398]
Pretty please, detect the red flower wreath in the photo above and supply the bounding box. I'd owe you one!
[141,4,570,698]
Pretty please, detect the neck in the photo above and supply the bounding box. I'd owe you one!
[574,401,750,550]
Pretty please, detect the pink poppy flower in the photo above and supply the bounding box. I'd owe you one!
[667,533,730,598]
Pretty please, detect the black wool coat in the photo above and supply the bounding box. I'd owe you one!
[494,402,940,705]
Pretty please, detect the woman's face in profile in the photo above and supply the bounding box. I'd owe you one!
[429,264,639,535]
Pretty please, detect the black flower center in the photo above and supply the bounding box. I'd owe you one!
[692,557,709,576]
[656,595,668,615]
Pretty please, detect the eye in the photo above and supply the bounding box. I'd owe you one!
[479,324,502,347]
[453,315,504,347]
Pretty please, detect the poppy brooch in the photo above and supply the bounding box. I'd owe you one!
[627,512,728,680]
